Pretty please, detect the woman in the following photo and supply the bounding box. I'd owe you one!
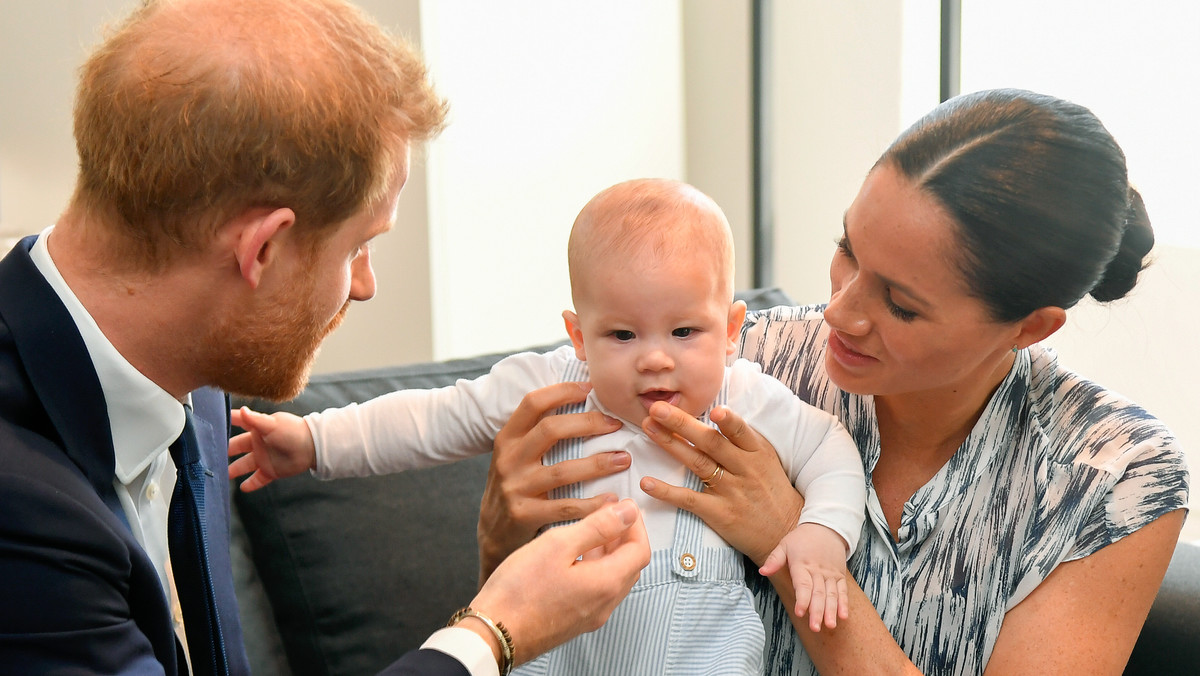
[478,89,1189,674]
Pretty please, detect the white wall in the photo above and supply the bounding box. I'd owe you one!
[682,1,754,291]
[309,0,436,374]
[417,0,686,361]
[767,0,908,303]
[0,1,136,236]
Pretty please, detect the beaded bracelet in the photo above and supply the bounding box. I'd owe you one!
[448,606,514,675]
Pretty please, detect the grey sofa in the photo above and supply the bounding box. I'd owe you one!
[228,288,1199,675]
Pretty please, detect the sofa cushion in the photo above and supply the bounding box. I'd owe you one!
[232,288,796,676]
[1124,541,1200,675]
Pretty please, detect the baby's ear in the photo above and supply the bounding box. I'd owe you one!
[563,310,587,361]
[725,300,747,355]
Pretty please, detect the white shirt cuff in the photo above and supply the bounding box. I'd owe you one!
[421,626,500,676]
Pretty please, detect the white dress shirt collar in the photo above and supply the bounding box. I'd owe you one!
[29,225,186,481]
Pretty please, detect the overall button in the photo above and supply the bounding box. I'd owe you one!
[680,553,697,571]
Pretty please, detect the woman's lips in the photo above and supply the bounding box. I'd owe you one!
[827,330,878,368]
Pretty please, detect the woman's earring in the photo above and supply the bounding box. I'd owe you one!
[1011,345,1019,353]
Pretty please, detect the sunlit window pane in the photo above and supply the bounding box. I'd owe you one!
[960,0,1200,248]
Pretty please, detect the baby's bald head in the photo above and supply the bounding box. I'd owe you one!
[567,179,735,308]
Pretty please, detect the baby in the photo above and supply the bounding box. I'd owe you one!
[230,178,865,675]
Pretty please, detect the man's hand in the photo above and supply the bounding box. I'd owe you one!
[467,499,651,667]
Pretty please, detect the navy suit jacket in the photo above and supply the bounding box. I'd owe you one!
[0,237,469,675]
[0,237,250,674]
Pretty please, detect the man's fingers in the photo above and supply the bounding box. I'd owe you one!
[560,499,642,558]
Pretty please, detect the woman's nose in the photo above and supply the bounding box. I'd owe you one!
[825,275,870,336]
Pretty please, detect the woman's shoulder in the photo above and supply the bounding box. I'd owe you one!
[1026,345,1185,476]
[744,302,827,326]
[739,303,827,360]
[1022,345,1189,559]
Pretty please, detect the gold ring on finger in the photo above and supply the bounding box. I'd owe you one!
[702,465,725,489]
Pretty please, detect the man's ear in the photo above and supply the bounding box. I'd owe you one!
[563,310,587,361]
[726,300,747,355]
[1013,306,1067,350]
[233,208,296,289]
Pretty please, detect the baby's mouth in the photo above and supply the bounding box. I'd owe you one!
[639,390,680,408]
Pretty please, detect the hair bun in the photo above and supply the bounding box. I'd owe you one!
[1090,188,1154,302]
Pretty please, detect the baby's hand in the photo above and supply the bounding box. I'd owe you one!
[758,522,850,632]
[227,407,317,492]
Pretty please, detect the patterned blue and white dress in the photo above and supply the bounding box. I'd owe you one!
[738,305,1190,676]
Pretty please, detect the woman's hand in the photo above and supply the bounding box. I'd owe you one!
[478,381,626,583]
[637,401,803,566]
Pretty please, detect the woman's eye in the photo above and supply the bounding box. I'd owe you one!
[612,330,635,341]
[886,296,918,322]
[835,236,855,260]
[672,328,695,338]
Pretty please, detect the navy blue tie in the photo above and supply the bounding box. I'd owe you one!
[168,406,229,676]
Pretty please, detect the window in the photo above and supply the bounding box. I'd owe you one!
[959,0,1200,248]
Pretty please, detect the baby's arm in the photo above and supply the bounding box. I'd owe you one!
[759,523,849,631]
[307,349,568,479]
[773,414,864,631]
[228,407,317,491]
[730,360,867,630]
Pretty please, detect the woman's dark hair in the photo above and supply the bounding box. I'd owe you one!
[880,88,1153,322]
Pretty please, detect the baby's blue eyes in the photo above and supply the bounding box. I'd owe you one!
[672,328,695,338]
[613,330,635,341]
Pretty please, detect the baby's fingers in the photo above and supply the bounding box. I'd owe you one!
[802,573,827,633]
[793,569,815,622]
[758,543,788,577]
[234,406,276,435]
[228,452,256,480]
[835,576,849,622]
